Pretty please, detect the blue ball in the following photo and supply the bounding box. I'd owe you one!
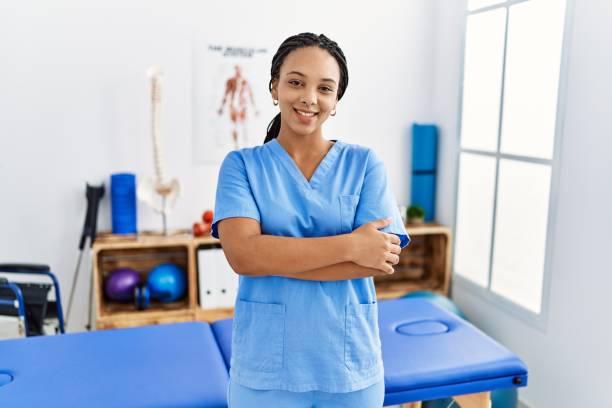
[147,263,187,302]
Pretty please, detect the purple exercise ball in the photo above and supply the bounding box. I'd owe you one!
[105,267,141,302]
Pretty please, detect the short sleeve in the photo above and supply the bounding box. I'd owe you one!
[211,151,261,239]
[353,149,410,249]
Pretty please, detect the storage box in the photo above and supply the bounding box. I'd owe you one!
[92,234,199,329]
[375,223,451,299]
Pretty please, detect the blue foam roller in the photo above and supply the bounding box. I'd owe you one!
[111,173,137,234]
[412,123,438,172]
[411,173,436,222]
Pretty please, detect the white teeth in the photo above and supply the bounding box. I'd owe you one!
[295,109,316,117]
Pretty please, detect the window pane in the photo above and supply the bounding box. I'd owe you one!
[468,0,505,12]
[500,0,566,159]
[491,159,551,313]
[460,8,507,152]
[454,153,497,286]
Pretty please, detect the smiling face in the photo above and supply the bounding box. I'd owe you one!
[271,46,341,140]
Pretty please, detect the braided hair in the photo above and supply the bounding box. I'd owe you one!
[263,33,349,144]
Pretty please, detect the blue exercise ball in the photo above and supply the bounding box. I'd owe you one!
[147,263,187,302]
[402,290,468,321]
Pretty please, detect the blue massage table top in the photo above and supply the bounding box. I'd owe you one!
[377,298,527,404]
[0,298,527,407]
[0,322,229,408]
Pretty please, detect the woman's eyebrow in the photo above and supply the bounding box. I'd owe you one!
[286,70,337,85]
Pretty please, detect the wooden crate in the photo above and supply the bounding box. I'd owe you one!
[195,307,234,323]
[92,232,201,329]
[95,310,196,330]
[91,224,451,329]
[375,223,452,299]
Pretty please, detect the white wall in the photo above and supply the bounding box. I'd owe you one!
[0,0,434,330]
[433,0,612,406]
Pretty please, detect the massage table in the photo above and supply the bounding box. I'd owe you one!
[0,298,527,407]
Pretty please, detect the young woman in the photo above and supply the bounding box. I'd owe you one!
[212,33,410,407]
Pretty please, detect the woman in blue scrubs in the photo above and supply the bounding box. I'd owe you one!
[212,33,410,407]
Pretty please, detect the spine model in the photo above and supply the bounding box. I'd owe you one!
[148,66,166,186]
[137,65,181,235]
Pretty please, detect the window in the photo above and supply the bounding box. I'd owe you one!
[467,0,506,12]
[454,0,568,316]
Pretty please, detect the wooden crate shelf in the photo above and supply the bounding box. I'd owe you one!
[376,281,447,300]
[95,310,196,330]
[374,223,452,298]
[92,232,217,329]
[91,224,452,329]
[100,299,190,315]
[195,307,235,323]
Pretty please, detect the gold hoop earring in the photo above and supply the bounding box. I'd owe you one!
[330,109,336,116]
[273,99,278,106]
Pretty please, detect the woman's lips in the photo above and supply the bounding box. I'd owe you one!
[294,108,318,124]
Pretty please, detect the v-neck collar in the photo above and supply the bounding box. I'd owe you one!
[267,138,343,190]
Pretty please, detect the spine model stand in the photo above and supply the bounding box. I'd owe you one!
[137,66,181,235]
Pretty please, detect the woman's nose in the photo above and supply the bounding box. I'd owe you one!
[300,88,317,107]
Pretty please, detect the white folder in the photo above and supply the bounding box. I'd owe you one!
[220,256,239,308]
[197,248,220,309]
[198,247,239,309]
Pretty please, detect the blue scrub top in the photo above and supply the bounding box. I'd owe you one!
[212,138,410,393]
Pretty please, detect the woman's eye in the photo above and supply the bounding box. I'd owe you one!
[320,87,334,93]
[289,80,301,86]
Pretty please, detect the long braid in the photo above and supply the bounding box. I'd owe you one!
[264,33,349,144]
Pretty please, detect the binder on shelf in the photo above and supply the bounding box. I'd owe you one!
[218,254,238,308]
[197,247,238,309]
[197,248,219,309]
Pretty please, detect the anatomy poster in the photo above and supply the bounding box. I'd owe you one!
[193,42,273,164]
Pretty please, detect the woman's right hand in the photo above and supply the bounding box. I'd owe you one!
[349,218,402,275]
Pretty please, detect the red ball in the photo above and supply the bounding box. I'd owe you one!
[193,222,204,237]
[202,210,214,224]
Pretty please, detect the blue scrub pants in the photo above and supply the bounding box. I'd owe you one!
[227,378,385,407]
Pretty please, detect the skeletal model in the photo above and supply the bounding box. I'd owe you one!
[137,66,181,234]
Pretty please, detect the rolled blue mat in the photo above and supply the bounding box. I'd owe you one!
[412,123,438,172]
[111,173,137,234]
[411,123,438,222]
[411,173,436,223]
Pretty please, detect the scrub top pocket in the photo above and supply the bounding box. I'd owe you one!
[339,194,360,234]
[233,300,285,373]
[344,303,381,372]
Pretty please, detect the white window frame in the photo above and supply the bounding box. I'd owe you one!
[452,0,574,331]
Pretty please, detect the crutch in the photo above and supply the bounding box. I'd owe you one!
[66,183,104,330]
